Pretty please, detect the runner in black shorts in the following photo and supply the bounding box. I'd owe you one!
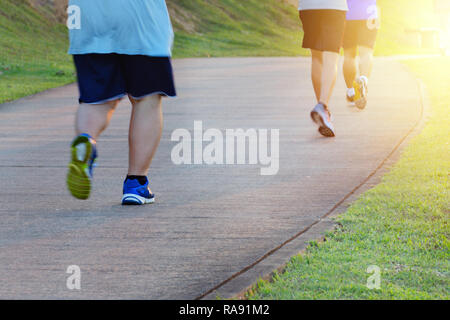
[343,0,379,109]
[66,0,176,205]
[299,0,348,138]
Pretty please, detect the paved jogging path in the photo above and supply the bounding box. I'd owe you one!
[0,58,422,299]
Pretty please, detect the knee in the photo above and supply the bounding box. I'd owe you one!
[361,53,374,64]
[312,57,322,68]
[344,55,356,63]
[130,94,162,109]
[344,50,357,63]
[359,47,374,59]
[345,45,357,55]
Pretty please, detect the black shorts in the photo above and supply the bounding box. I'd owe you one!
[73,54,176,104]
[343,20,378,49]
[299,10,346,53]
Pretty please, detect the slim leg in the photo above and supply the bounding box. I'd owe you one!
[358,46,374,79]
[343,47,358,88]
[311,49,323,102]
[319,51,340,106]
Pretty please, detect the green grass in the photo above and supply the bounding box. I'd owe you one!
[0,0,444,104]
[171,0,442,57]
[0,0,74,103]
[169,0,304,58]
[0,0,304,104]
[248,58,450,300]
[1,0,448,300]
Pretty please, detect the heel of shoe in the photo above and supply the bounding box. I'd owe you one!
[310,111,322,126]
[353,80,361,101]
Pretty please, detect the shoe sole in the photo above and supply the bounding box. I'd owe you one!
[67,162,91,200]
[355,96,367,109]
[310,111,335,138]
[122,194,155,205]
[67,136,92,200]
[355,79,367,109]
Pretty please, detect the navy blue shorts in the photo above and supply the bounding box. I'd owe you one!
[343,20,378,49]
[73,54,176,104]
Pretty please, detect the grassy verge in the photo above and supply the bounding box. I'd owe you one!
[248,58,450,300]
[169,0,304,58]
[0,1,74,103]
[0,0,443,104]
[0,0,304,104]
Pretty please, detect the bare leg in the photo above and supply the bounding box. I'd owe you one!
[75,100,119,139]
[343,47,358,88]
[68,100,119,200]
[319,51,340,106]
[128,94,163,176]
[359,46,374,79]
[311,50,323,102]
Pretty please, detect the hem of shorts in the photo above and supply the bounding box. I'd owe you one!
[298,8,348,11]
[81,91,176,105]
[81,93,127,105]
[131,91,176,100]
[303,46,341,54]
[345,18,376,21]
[342,43,376,50]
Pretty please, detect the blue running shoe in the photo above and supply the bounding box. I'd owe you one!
[67,133,97,200]
[122,176,155,205]
[310,103,335,138]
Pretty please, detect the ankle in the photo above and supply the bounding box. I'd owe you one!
[126,175,148,185]
[78,133,96,143]
[318,101,329,110]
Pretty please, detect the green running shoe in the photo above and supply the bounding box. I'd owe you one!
[67,133,97,200]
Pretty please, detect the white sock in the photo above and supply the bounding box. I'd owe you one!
[360,75,369,85]
[347,87,355,97]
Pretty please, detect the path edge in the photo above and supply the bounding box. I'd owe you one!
[199,62,431,300]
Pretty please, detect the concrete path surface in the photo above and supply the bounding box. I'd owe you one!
[0,57,422,299]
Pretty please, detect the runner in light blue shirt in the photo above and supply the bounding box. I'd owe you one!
[66,0,176,205]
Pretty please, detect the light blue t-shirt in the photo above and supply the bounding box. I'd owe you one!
[67,0,174,57]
